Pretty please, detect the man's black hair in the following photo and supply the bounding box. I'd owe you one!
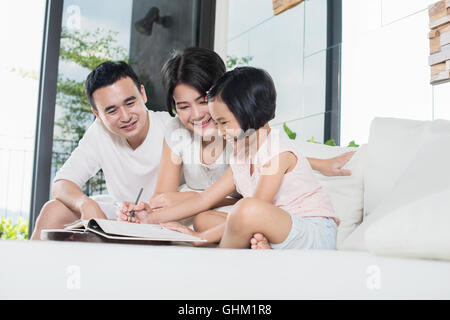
[207,67,276,131]
[161,47,226,117]
[85,61,141,110]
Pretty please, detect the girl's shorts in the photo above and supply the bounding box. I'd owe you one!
[270,213,337,250]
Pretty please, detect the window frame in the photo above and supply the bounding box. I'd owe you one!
[324,0,342,145]
[29,0,63,234]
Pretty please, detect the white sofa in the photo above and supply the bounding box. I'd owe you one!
[1,117,450,299]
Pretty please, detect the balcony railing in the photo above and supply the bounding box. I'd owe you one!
[0,136,106,222]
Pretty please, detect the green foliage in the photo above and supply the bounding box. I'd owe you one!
[283,123,297,140]
[0,217,29,240]
[306,136,320,144]
[283,123,359,148]
[347,140,360,148]
[59,27,129,71]
[226,55,253,70]
[9,67,38,80]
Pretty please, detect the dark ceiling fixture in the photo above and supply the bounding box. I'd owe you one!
[134,7,171,36]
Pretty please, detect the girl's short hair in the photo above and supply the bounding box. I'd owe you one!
[161,47,226,116]
[207,67,276,131]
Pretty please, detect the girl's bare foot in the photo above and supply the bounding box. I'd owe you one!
[250,233,272,250]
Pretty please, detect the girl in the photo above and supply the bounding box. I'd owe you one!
[121,66,339,250]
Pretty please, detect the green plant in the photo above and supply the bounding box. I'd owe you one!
[347,140,360,148]
[283,123,360,148]
[283,123,297,140]
[226,55,253,70]
[0,217,29,240]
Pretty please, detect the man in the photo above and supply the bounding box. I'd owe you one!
[31,61,172,240]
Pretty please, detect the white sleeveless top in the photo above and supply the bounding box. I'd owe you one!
[164,117,237,195]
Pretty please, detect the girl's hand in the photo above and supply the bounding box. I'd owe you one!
[149,192,199,210]
[160,222,206,247]
[320,151,355,177]
[117,201,153,224]
[149,193,177,210]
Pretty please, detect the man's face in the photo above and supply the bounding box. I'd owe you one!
[91,77,149,146]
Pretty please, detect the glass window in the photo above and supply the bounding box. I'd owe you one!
[49,0,207,201]
[0,0,46,231]
[51,0,133,196]
[341,0,437,145]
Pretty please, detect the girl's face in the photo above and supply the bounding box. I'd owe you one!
[172,83,216,138]
[208,98,243,146]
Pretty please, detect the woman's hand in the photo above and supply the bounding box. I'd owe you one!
[318,151,356,177]
[117,201,154,224]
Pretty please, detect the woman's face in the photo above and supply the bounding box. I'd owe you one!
[172,83,216,138]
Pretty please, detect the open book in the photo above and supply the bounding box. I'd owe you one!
[63,219,205,243]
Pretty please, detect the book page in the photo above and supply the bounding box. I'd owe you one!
[90,219,206,242]
[64,220,89,230]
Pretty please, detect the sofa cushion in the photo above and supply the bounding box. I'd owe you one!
[295,141,365,248]
[364,135,450,261]
[365,189,450,261]
[341,134,450,259]
[364,117,450,216]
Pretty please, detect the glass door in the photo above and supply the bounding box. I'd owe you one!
[29,0,215,231]
[51,0,134,197]
[0,0,46,239]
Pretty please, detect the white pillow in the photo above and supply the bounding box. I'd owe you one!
[295,141,366,247]
[364,117,450,216]
[341,135,450,257]
[365,189,450,261]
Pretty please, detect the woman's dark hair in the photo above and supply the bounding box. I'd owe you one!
[161,47,226,117]
[85,61,141,110]
[207,67,276,131]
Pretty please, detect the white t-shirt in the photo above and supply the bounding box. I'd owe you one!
[164,117,234,191]
[54,110,173,215]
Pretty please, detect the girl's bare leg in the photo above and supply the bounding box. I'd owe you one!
[219,198,292,249]
[193,210,227,233]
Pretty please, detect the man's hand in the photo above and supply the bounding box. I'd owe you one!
[80,197,107,220]
[319,151,356,177]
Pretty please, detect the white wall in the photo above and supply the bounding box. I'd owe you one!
[219,0,329,143]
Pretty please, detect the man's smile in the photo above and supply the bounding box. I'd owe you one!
[120,120,138,131]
